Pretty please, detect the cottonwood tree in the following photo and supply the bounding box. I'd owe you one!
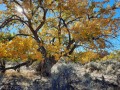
[0,0,120,76]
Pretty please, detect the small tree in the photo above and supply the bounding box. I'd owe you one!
[0,0,120,76]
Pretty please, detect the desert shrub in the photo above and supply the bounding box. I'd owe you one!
[51,60,120,90]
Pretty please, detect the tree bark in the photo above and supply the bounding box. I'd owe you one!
[0,59,6,73]
[36,55,56,77]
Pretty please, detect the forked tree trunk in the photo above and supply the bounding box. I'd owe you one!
[32,31,57,77]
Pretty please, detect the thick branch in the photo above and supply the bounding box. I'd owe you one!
[0,15,28,28]
[60,18,71,43]
[63,44,77,56]
[35,9,47,32]
[5,60,36,71]
[69,44,77,55]
[66,39,75,50]
[60,18,74,51]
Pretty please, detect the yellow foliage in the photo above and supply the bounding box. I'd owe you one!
[0,36,43,61]
[0,0,119,63]
[75,51,99,63]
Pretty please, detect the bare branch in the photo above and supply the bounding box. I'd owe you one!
[60,18,72,49]
[66,17,83,25]
[4,59,36,71]
[63,44,77,56]
[0,15,28,28]
[35,8,47,32]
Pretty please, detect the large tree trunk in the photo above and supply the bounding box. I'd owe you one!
[0,59,6,73]
[36,55,57,77]
[32,31,57,77]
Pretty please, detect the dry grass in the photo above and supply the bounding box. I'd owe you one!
[4,69,36,80]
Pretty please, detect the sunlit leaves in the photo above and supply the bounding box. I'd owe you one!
[0,43,7,58]
[72,51,100,63]
[80,51,98,63]
[0,0,120,63]
[0,35,43,61]
[102,50,120,61]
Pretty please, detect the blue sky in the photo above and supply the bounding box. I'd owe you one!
[0,0,120,52]
[0,4,6,10]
